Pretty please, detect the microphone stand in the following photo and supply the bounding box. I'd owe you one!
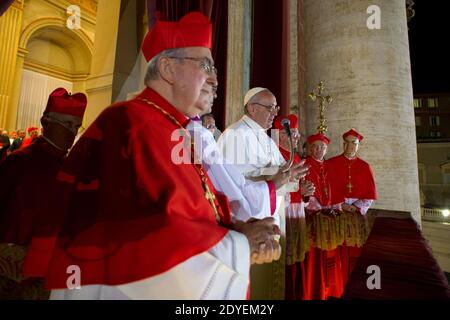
[281,120,294,173]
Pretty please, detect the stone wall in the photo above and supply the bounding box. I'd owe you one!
[304,0,421,223]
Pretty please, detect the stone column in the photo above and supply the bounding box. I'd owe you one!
[304,0,421,222]
[284,0,307,138]
[280,0,291,115]
[296,0,306,138]
[0,0,24,128]
[225,0,252,127]
[111,0,147,103]
[85,0,121,126]
[5,46,27,130]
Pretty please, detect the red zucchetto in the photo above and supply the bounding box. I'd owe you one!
[343,128,364,141]
[44,88,87,118]
[307,133,330,145]
[273,114,299,130]
[141,12,212,62]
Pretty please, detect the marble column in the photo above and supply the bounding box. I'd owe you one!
[0,0,24,128]
[225,0,252,127]
[84,0,121,125]
[5,46,27,130]
[304,0,420,222]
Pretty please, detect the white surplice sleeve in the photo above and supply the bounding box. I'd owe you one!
[50,230,250,300]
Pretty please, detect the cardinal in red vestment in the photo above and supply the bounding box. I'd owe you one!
[20,127,39,149]
[326,128,377,295]
[327,128,377,214]
[0,87,86,299]
[23,12,280,300]
[298,132,345,299]
[273,115,316,300]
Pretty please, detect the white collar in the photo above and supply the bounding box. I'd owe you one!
[242,115,268,132]
[344,154,357,160]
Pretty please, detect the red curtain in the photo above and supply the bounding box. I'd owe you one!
[146,0,228,130]
[208,1,227,131]
[251,0,293,120]
[250,0,283,112]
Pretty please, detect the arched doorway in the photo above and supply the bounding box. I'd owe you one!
[15,20,92,130]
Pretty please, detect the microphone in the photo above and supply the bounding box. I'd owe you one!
[281,118,291,138]
[280,118,294,172]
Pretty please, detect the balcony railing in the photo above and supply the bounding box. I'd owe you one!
[421,207,450,223]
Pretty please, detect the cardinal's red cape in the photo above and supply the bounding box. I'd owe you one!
[23,87,231,288]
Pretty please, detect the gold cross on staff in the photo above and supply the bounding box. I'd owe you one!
[203,181,221,222]
[308,81,333,134]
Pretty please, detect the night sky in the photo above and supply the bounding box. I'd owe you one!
[408,1,450,94]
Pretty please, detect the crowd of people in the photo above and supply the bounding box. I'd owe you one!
[0,128,41,160]
[0,12,377,300]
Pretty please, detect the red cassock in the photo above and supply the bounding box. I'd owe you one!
[327,154,377,203]
[0,137,65,245]
[278,147,305,300]
[304,157,337,207]
[301,156,345,299]
[20,137,35,149]
[278,147,302,203]
[23,87,232,288]
[325,154,377,297]
[279,150,341,300]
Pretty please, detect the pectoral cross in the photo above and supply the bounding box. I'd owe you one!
[319,169,329,197]
[323,186,329,197]
[309,81,333,134]
[346,182,353,193]
[203,181,221,222]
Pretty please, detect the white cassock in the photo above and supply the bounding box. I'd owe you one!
[187,120,273,221]
[217,115,286,177]
[217,115,290,299]
[217,115,288,225]
[50,230,250,300]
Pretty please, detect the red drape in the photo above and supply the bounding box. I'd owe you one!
[250,0,283,107]
[343,217,450,299]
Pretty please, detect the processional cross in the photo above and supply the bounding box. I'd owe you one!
[309,81,333,197]
[308,81,333,134]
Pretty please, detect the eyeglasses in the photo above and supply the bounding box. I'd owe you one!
[48,116,81,135]
[168,56,217,75]
[252,102,280,114]
[311,144,328,150]
[205,124,216,130]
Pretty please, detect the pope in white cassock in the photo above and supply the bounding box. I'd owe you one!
[188,119,277,221]
[187,84,303,222]
[217,87,305,299]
